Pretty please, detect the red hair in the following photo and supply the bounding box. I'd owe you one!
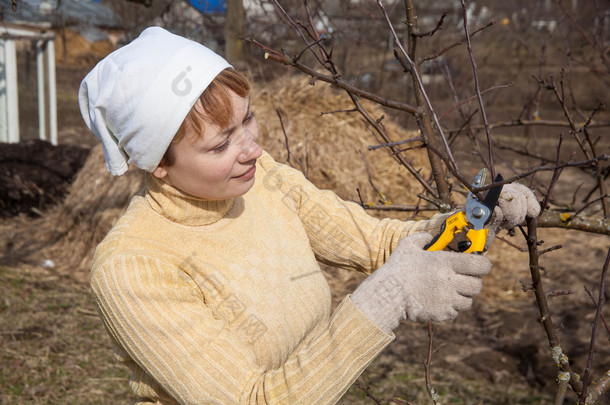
[159,68,250,167]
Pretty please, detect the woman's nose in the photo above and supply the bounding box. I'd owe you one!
[238,127,262,162]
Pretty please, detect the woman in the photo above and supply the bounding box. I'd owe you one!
[79,27,539,404]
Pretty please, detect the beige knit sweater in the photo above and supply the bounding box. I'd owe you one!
[90,151,445,404]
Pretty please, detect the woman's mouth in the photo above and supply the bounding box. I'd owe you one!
[234,165,256,180]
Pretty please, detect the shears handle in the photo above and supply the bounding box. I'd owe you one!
[424,211,488,253]
[462,228,488,253]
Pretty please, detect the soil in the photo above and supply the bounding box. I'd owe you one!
[0,140,90,218]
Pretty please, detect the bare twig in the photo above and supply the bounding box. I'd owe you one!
[541,134,566,211]
[416,11,447,38]
[573,194,609,217]
[446,119,610,134]
[259,51,419,115]
[496,235,528,252]
[472,155,609,194]
[584,286,610,338]
[359,150,388,203]
[523,219,583,394]
[440,84,512,120]
[557,1,610,69]
[580,247,610,404]
[368,136,423,151]
[270,0,327,67]
[354,381,383,405]
[423,321,442,405]
[539,244,563,256]
[547,290,575,298]
[382,0,459,199]
[361,203,439,212]
[349,94,439,199]
[275,109,309,177]
[423,20,495,62]
[581,103,609,218]
[459,0,495,178]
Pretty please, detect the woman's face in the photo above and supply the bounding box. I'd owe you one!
[152,91,262,200]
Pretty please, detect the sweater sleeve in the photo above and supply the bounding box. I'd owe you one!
[91,255,393,405]
[257,152,450,273]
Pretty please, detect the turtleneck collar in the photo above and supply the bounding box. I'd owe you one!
[144,173,235,226]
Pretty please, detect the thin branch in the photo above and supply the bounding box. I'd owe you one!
[258,51,419,115]
[276,109,292,165]
[580,247,609,404]
[540,135,570,212]
[423,321,442,405]
[573,194,609,217]
[378,0,458,175]
[440,84,512,120]
[547,289,575,298]
[557,1,610,69]
[459,0,494,178]
[584,286,610,338]
[472,155,609,193]
[361,203,439,212]
[446,119,610,134]
[276,109,309,177]
[348,93,439,199]
[415,11,447,38]
[581,102,609,218]
[368,136,423,151]
[359,150,388,203]
[496,235,528,252]
[354,382,383,405]
[270,0,326,67]
[539,244,563,256]
[523,219,583,394]
[493,141,555,165]
[423,20,495,62]
[320,108,358,116]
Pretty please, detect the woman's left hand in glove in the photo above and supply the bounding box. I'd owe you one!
[485,182,540,248]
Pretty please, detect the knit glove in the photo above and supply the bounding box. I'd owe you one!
[485,183,540,249]
[350,233,491,334]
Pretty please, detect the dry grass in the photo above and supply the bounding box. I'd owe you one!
[0,264,134,404]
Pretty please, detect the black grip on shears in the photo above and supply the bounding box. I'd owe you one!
[423,221,446,250]
[424,212,470,251]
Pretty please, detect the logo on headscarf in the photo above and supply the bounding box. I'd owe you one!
[172,66,193,96]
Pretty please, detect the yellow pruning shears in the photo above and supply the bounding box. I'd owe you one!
[425,169,504,254]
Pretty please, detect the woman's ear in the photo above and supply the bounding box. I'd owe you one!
[152,166,168,179]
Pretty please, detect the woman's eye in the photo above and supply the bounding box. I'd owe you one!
[213,139,230,153]
[243,112,255,125]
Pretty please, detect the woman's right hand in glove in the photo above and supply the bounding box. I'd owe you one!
[350,233,492,334]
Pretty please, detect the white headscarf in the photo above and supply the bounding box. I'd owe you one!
[78,26,232,175]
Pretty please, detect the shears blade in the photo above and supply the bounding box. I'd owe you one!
[482,173,504,216]
[425,168,504,253]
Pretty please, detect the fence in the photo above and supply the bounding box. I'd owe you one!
[0,23,57,145]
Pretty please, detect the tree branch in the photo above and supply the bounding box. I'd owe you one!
[523,219,583,394]
[580,247,609,404]
[259,51,419,115]
[459,0,495,178]
[538,210,610,235]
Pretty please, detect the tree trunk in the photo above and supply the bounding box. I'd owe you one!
[224,0,244,63]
